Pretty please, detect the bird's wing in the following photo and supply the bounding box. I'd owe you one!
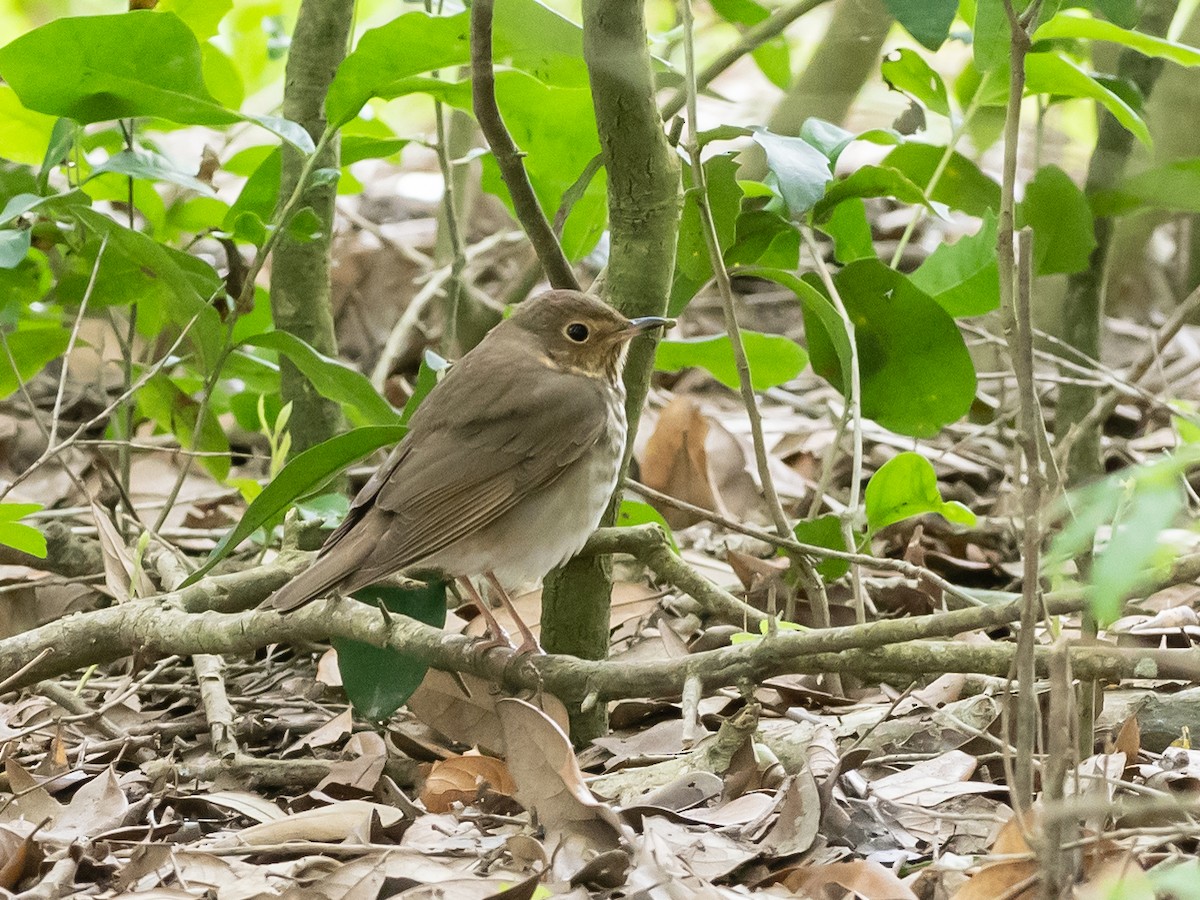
[324,346,612,575]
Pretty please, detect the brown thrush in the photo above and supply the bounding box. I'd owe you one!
[268,289,672,647]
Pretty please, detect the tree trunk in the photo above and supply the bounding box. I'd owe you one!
[270,0,353,452]
[540,0,682,742]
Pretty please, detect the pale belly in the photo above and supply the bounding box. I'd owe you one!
[421,406,626,589]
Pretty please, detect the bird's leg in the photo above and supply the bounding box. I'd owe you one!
[456,576,514,651]
[484,571,542,655]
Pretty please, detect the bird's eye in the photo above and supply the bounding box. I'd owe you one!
[565,322,590,342]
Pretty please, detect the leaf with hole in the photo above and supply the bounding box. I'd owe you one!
[881,48,950,116]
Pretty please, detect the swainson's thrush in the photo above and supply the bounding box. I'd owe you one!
[268,290,672,645]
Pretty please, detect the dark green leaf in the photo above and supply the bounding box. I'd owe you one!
[334,581,448,720]
[910,210,1000,316]
[735,265,852,389]
[883,143,1001,216]
[655,331,808,391]
[724,208,800,271]
[792,514,849,581]
[883,0,957,50]
[1092,157,1200,216]
[881,48,951,116]
[752,131,832,218]
[974,0,1021,72]
[284,206,325,243]
[1017,164,1096,275]
[807,259,977,437]
[812,165,930,222]
[243,331,401,426]
[818,197,875,264]
[865,452,977,532]
[1086,0,1138,27]
[182,425,408,585]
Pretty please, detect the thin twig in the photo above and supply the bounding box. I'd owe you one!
[801,229,868,624]
[469,0,579,291]
[49,234,108,449]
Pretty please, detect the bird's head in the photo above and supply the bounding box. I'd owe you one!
[509,289,674,381]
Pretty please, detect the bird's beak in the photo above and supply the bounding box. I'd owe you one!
[621,316,675,339]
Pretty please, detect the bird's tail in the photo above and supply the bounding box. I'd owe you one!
[266,545,371,612]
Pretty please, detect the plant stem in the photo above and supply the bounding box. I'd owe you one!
[469,0,578,291]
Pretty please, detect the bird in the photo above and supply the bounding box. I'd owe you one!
[267,289,673,650]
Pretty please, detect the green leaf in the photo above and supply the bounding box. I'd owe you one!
[89,148,216,196]
[618,500,678,552]
[752,130,833,218]
[724,208,800,272]
[1033,11,1200,67]
[671,154,744,315]
[0,86,57,167]
[792,514,850,581]
[735,266,853,389]
[1025,52,1150,145]
[910,210,1000,316]
[812,164,930,222]
[401,351,449,426]
[1017,164,1096,275]
[334,581,448,720]
[655,331,808,392]
[818,197,875,264]
[752,38,791,90]
[0,12,311,151]
[326,0,587,126]
[135,374,231,480]
[1092,157,1200,216]
[883,143,1002,216]
[865,452,977,533]
[0,502,47,559]
[1091,478,1182,626]
[159,0,233,40]
[807,259,977,437]
[0,229,30,269]
[182,425,408,586]
[242,331,401,426]
[1086,0,1137,27]
[974,0,1023,72]
[883,0,957,50]
[881,48,951,116]
[0,323,69,400]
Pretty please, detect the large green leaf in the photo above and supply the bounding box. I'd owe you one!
[882,144,1001,217]
[0,86,57,166]
[910,211,1000,317]
[805,259,977,437]
[655,331,808,392]
[326,0,587,127]
[735,266,852,389]
[818,198,875,265]
[334,581,448,721]
[1034,11,1200,66]
[1025,52,1150,145]
[1017,164,1096,275]
[0,11,312,152]
[792,514,850,582]
[865,452,976,533]
[812,165,930,222]
[242,332,401,427]
[182,425,408,585]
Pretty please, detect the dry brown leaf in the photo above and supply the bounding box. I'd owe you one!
[639,396,721,528]
[230,800,405,846]
[1113,713,1141,760]
[0,823,41,890]
[870,749,986,806]
[496,698,629,880]
[407,670,569,756]
[283,709,354,756]
[421,753,517,813]
[951,860,1039,900]
[777,859,920,899]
